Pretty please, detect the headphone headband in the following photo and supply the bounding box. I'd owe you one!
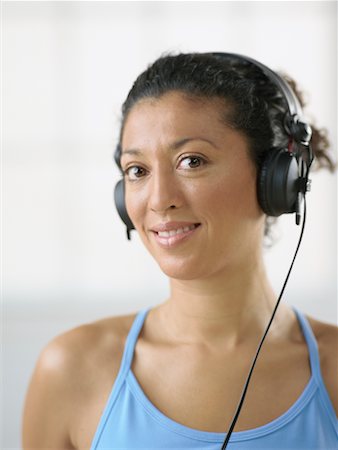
[211,52,312,145]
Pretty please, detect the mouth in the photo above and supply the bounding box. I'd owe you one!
[150,222,201,247]
[157,223,198,237]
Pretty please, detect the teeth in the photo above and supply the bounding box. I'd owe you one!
[158,230,170,237]
[158,224,196,238]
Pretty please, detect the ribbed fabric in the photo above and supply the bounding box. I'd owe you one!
[90,308,338,449]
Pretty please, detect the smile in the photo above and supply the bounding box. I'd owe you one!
[151,222,201,248]
[157,224,197,238]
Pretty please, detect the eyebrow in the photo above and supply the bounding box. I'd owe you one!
[121,137,217,156]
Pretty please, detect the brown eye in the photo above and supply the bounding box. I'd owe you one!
[178,156,206,169]
[125,166,147,180]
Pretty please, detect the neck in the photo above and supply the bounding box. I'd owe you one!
[157,258,285,347]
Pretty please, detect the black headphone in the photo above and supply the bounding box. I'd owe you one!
[114,53,313,239]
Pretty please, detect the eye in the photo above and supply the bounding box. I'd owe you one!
[124,165,147,181]
[177,155,206,170]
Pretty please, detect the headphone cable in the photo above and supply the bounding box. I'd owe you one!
[221,198,307,449]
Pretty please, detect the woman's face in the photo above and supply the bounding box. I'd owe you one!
[120,91,265,280]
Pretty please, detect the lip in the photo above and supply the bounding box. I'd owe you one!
[150,221,201,248]
[151,221,200,232]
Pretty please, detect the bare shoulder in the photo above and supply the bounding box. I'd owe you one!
[23,312,137,449]
[49,312,136,368]
[307,315,338,363]
[34,312,136,388]
[307,315,338,414]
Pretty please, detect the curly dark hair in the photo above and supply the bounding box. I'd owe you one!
[115,52,335,236]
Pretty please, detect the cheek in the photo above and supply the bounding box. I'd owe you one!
[196,170,260,223]
[125,189,145,227]
[125,184,155,236]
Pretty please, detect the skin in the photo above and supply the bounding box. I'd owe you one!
[23,92,338,449]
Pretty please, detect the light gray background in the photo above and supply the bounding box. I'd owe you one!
[2,1,337,448]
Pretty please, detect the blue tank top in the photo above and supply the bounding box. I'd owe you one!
[90,308,338,449]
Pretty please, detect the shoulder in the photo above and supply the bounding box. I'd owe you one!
[23,312,137,448]
[307,315,338,414]
[307,315,338,368]
[36,312,136,383]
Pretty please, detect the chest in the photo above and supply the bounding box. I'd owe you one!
[71,337,311,448]
[131,339,311,432]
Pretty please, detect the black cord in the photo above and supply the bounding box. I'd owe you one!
[221,198,307,449]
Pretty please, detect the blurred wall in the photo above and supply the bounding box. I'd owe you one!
[2,1,337,448]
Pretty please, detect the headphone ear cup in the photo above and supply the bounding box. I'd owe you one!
[257,148,299,216]
[114,179,135,232]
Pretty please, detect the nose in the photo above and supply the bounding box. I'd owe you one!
[148,167,183,213]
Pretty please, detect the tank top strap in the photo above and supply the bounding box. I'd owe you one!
[89,308,151,450]
[293,307,322,382]
[117,307,150,380]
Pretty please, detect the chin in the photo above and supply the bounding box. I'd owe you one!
[156,255,217,281]
[160,267,203,281]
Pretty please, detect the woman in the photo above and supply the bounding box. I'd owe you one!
[23,53,337,449]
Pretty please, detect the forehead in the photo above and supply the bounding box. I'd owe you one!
[121,91,234,150]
